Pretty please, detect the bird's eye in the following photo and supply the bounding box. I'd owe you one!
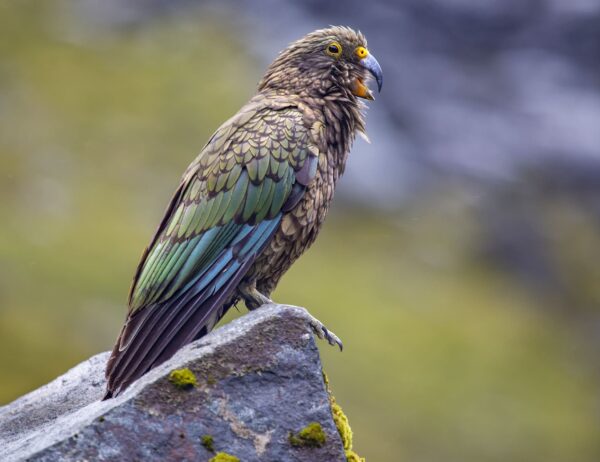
[326,41,342,57]
[355,46,369,59]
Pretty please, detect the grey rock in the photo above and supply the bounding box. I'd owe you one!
[0,305,346,462]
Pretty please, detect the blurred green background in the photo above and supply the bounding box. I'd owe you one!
[1,2,599,462]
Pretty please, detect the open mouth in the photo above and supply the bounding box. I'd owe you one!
[353,52,383,100]
[351,77,374,100]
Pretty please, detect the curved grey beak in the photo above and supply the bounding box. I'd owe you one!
[361,53,383,93]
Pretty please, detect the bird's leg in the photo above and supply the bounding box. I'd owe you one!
[238,281,273,310]
[238,283,343,351]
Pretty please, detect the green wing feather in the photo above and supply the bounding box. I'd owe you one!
[128,101,312,313]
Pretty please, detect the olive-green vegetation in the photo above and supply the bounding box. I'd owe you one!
[0,3,598,462]
[0,0,257,403]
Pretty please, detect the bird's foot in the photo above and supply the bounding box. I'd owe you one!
[238,283,273,311]
[237,286,344,351]
[308,316,344,351]
[283,305,343,351]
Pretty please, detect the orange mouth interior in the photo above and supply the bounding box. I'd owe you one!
[351,78,374,100]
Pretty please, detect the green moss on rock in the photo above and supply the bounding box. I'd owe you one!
[324,372,366,461]
[168,368,197,389]
[201,434,215,452]
[208,452,240,462]
[289,422,327,448]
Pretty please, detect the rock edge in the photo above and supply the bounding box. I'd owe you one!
[0,305,347,462]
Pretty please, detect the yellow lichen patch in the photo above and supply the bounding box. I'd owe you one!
[289,422,327,448]
[201,434,215,452]
[208,452,240,462]
[331,398,352,450]
[346,449,366,462]
[323,372,366,462]
[168,367,197,389]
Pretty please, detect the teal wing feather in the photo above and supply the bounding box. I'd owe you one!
[105,100,319,397]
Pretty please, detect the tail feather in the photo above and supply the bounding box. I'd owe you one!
[154,258,254,366]
[105,257,245,397]
[104,217,281,398]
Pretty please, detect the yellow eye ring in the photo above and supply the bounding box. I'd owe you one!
[355,46,369,59]
[325,41,342,57]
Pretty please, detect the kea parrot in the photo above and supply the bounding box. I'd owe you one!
[104,26,383,398]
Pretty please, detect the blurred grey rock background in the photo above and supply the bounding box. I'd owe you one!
[71,0,600,197]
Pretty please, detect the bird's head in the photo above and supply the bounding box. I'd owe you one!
[258,26,383,101]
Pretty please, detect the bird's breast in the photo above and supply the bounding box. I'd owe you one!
[247,153,337,294]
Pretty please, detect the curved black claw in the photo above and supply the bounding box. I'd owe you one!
[309,320,343,351]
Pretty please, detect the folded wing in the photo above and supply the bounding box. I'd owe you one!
[104,101,320,397]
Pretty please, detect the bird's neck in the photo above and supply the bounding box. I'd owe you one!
[305,89,366,178]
